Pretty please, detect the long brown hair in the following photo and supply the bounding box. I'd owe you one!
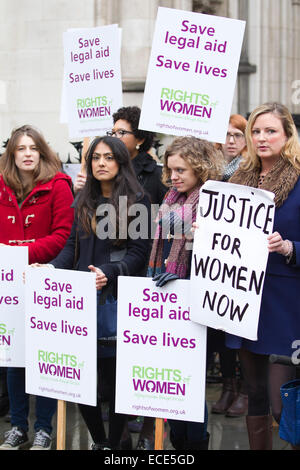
[0,125,61,201]
[76,136,144,244]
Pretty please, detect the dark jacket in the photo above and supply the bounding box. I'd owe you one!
[132,151,167,205]
[51,195,152,295]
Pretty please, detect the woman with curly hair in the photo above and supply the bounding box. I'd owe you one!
[148,136,223,450]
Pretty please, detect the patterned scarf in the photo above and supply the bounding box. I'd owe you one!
[222,156,242,182]
[148,187,200,279]
[229,157,300,207]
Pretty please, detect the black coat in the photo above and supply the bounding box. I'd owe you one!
[132,151,167,205]
[51,195,152,295]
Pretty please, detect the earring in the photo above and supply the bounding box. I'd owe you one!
[136,144,140,150]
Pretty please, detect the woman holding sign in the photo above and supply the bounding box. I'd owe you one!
[0,125,74,450]
[227,103,300,450]
[50,136,151,450]
[148,136,223,450]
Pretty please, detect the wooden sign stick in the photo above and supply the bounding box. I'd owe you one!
[81,137,90,173]
[56,400,67,450]
[154,418,165,450]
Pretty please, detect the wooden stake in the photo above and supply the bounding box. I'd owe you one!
[81,137,90,173]
[56,400,67,450]
[154,418,164,450]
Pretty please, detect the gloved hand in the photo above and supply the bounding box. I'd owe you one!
[153,272,180,287]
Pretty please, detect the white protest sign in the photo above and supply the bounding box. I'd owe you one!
[190,181,275,340]
[25,268,97,406]
[139,7,245,143]
[62,25,122,138]
[116,277,207,423]
[0,247,28,367]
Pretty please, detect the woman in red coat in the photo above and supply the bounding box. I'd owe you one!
[0,125,74,450]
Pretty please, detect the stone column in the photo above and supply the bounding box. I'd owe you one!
[248,0,300,115]
[291,0,300,113]
[237,0,256,117]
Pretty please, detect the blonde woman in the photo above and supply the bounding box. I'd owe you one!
[227,103,300,450]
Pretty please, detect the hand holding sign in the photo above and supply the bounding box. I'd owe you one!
[88,265,108,290]
[190,180,275,341]
[267,231,292,255]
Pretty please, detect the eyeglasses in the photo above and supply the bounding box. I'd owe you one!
[226,132,245,141]
[106,130,134,138]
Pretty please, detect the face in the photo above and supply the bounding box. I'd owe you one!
[91,141,119,183]
[14,134,40,175]
[110,119,144,158]
[167,154,198,195]
[222,123,246,160]
[251,113,288,163]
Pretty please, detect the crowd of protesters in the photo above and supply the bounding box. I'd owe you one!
[0,102,299,451]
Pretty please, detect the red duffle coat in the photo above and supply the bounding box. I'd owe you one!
[0,172,74,264]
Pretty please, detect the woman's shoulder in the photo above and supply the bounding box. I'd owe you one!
[51,171,73,187]
[36,172,73,193]
[135,191,150,204]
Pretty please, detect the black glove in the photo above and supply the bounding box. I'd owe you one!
[153,272,180,287]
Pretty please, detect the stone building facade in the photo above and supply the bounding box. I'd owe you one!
[0,0,299,161]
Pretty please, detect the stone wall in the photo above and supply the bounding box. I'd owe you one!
[0,0,299,160]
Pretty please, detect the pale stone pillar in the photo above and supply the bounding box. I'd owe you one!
[291,0,300,113]
[248,0,300,114]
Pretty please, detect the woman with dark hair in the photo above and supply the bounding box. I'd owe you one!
[74,106,167,206]
[0,125,74,450]
[47,136,151,450]
[73,107,167,450]
[108,106,167,206]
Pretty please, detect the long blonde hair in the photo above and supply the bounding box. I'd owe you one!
[242,103,300,171]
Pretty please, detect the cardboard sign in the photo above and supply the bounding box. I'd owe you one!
[190,181,275,340]
[139,7,245,143]
[116,277,207,423]
[62,25,122,138]
[0,247,28,367]
[25,267,97,406]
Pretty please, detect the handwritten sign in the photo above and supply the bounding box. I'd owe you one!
[139,7,245,143]
[62,25,122,138]
[25,268,97,406]
[116,277,207,423]
[190,181,275,340]
[0,247,28,367]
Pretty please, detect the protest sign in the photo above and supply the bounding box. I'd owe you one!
[139,7,245,143]
[190,181,275,340]
[116,277,207,423]
[25,267,97,406]
[0,247,28,367]
[62,25,122,138]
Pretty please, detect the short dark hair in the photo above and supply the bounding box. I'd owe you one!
[112,106,155,152]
